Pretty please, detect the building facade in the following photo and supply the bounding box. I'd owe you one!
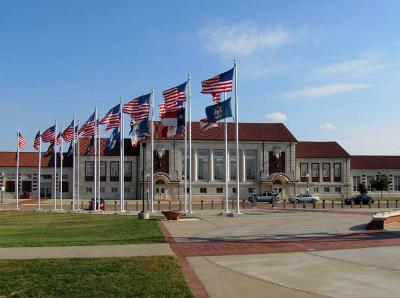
[0,122,399,201]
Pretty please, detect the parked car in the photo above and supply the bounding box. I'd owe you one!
[345,195,374,205]
[248,192,280,203]
[89,198,105,211]
[288,193,320,203]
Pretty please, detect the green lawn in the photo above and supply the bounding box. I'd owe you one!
[0,211,165,247]
[0,256,193,298]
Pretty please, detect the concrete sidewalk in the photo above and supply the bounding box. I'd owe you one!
[0,243,173,259]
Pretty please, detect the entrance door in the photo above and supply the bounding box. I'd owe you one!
[155,180,166,200]
[41,182,52,198]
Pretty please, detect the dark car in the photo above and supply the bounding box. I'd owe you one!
[248,192,280,203]
[345,195,374,205]
[89,198,105,210]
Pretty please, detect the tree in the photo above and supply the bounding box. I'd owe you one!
[371,174,391,201]
[358,182,368,195]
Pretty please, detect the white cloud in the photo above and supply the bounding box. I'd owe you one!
[320,53,387,78]
[265,112,288,123]
[284,83,371,99]
[198,21,290,58]
[320,122,338,130]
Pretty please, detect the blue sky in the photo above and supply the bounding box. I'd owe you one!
[1,0,400,154]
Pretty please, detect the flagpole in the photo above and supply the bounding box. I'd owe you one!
[234,60,241,214]
[188,74,193,213]
[184,90,188,213]
[60,126,64,211]
[150,86,155,213]
[77,120,80,210]
[38,129,42,210]
[54,120,57,210]
[94,107,98,211]
[119,99,123,212]
[16,128,20,210]
[224,93,229,213]
[72,116,76,210]
[122,102,125,212]
[98,123,101,210]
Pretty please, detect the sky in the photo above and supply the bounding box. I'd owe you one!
[1,0,400,154]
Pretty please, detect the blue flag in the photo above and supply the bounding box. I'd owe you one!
[84,136,95,155]
[105,128,120,152]
[129,119,149,135]
[67,142,73,157]
[205,97,233,123]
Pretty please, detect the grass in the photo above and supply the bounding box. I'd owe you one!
[0,256,194,298]
[0,211,165,247]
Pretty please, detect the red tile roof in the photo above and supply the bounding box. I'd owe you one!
[154,121,297,142]
[351,155,400,169]
[296,141,350,158]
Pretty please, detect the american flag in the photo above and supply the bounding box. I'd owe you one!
[33,131,40,150]
[201,68,234,102]
[199,118,220,131]
[123,94,150,123]
[55,132,62,145]
[41,125,56,143]
[99,104,120,131]
[61,120,74,142]
[158,102,166,118]
[18,132,27,149]
[79,112,97,137]
[163,82,187,111]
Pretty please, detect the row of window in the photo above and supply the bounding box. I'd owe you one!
[312,187,342,193]
[85,161,132,182]
[182,149,257,181]
[353,176,400,191]
[300,163,342,182]
[85,187,132,193]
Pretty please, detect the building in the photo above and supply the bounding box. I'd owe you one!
[0,121,399,201]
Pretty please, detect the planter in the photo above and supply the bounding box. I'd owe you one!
[161,210,183,220]
[138,212,150,220]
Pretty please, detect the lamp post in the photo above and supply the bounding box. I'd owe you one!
[306,173,310,194]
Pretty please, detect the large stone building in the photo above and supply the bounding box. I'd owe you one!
[0,122,399,201]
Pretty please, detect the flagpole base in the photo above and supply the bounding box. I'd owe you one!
[222,211,234,217]
[138,211,150,220]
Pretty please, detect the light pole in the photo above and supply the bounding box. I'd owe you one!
[306,173,310,194]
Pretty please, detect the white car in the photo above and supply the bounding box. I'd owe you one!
[289,193,320,203]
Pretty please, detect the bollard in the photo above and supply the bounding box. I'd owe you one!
[211,200,214,210]
[322,199,325,209]
[242,199,245,209]
[378,199,381,208]
[303,200,306,209]
[70,201,73,210]
[331,200,334,209]
[168,201,171,210]
[351,199,353,209]
[283,199,286,209]
[201,200,204,210]
[158,200,161,211]
[81,201,84,210]
[341,199,344,209]
[313,201,316,209]
[114,201,117,211]
[396,200,399,208]
[359,201,362,208]
[125,201,128,211]
[387,200,389,209]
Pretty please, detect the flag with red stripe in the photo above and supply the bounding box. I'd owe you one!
[61,120,75,142]
[123,93,150,123]
[99,104,120,131]
[79,112,96,137]
[18,132,27,149]
[41,125,56,143]
[201,68,234,102]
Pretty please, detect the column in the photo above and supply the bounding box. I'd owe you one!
[241,150,246,182]
[210,149,214,182]
[193,149,198,182]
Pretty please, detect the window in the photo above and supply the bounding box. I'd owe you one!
[100,187,105,193]
[322,163,331,182]
[111,187,118,193]
[367,176,374,191]
[394,176,400,191]
[124,187,131,193]
[324,187,330,193]
[311,163,319,182]
[41,174,51,180]
[62,174,68,180]
[300,163,308,182]
[248,187,255,193]
[110,161,119,182]
[197,150,209,181]
[200,187,207,193]
[62,182,69,193]
[353,176,361,191]
[181,150,189,179]
[5,181,15,192]
[124,162,132,182]
[85,161,94,181]
[335,187,341,193]
[100,161,106,182]
[229,150,237,180]
[333,163,341,182]
[313,187,319,193]
[216,187,223,193]
[232,187,237,193]
[245,150,257,180]
[214,151,225,181]
[86,187,92,193]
